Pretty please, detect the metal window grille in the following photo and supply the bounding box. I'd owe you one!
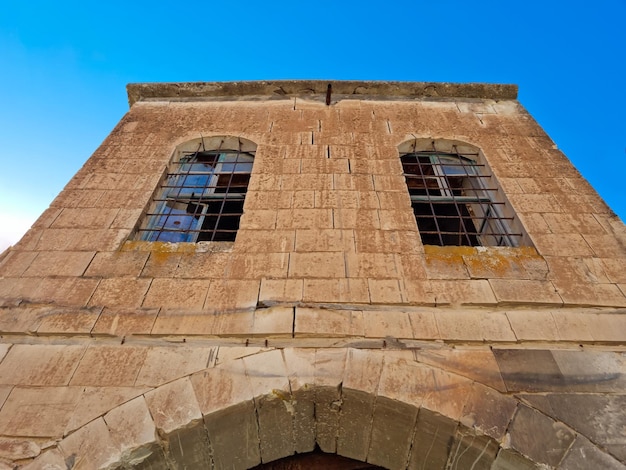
[137,144,254,243]
[401,148,522,247]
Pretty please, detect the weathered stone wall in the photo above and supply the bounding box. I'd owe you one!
[0,83,624,469]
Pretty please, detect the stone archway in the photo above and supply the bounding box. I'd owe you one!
[18,347,620,469]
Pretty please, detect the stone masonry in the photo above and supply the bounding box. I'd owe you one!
[0,81,624,469]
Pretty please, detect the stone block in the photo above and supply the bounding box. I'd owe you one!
[151,309,214,335]
[461,383,517,440]
[378,209,418,231]
[252,306,294,336]
[190,358,253,415]
[210,309,255,335]
[59,418,121,469]
[20,448,67,470]
[36,307,101,334]
[368,397,417,470]
[354,230,420,255]
[204,401,260,470]
[314,190,359,209]
[424,249,470,279]
[415,348,506,392]
[242,349,290,397]
[51,208,118,229]
[551,350,626,393]
[358,190,381,209]
[172,251,231,279]
[333,208,380,229]
[406,310,439,339]
[523,393,626,462]
[145,378,202,435]
[259,278,303,304]
[508,405,575,467]
[276,208,333,229]
[600,258,626,283]
[295,307,364,337]
[281,174,333,191]
[292,190,315,208]
[560,436,625,470]
[302,278,370,303]
[0,306,51,333]
[143,278,210,309]
[551,309,595,342]
[70,345,148,386]
[110,208,144,229]
[65,386,151,434]
[346,253,399,279]
[421,367,473,422]
[582,233,626,258]
[255,394,296,463]
[0,438,40,461]
[288,252,345,278]
[0,386,82,437]
[368,279,402,303]
[363,310,412,339]
[235,229,295,253]
[545,256,611,284]
[491,449,540,470]
[378,354,432,406]
[407,408,457,470]
[239,209,277,230]
[493,349,562,393]
[552,280,626,307]
[0,344,85,386]
[312,350,346,453]
[136,346,215,386]
[506,310,560,340]
[23,251,95,277]
[229,252,291,279]
[337,388,375,461]
[587,312,626,342]
[92,307,158,336]
[31,277,100,307]
[205,279,260,312]
[333,174,374,191]
[401,280,436,305]
[531,233,594,257]
[140,251,182,278]
[84,251,149,277]
[244,190,294,209]
[435,309,515,341]
[301,157,350,174]
[447,429,498,470]
[89,278,152,309]
[295,228,355,252]
[0,251,38,277]
[430,280,497,306]
[104,396,157,458]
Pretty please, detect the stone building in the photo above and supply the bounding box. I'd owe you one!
[0,81,625,469]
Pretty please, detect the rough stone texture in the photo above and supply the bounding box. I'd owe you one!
[1,82,625,469]
[508,405,576,467]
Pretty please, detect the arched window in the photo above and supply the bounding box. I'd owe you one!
[136,136,255,243]
[399,139,524,247]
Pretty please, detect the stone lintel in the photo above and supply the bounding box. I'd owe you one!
[126,80,518,107]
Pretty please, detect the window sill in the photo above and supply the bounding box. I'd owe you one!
[121,240,234,253]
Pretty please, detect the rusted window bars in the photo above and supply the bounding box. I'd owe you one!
[137,141,254,243]
[401,147,522,247]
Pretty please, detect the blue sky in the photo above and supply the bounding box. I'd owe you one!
[1,1,625,251]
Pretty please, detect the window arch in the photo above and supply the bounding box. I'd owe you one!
[399,139,525,247]
[136,136,256,243]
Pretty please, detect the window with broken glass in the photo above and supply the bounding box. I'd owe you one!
[136,145,254,243]
[401,149,521,247]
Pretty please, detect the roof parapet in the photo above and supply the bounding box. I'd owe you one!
[126,80,518,107]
